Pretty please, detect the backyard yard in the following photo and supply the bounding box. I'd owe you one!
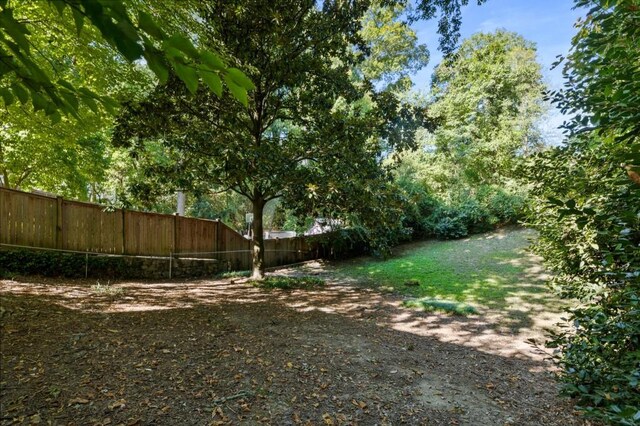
[0,228,586,425]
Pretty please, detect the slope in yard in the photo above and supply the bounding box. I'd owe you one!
[0,228,584,425]
[332,226,568,336]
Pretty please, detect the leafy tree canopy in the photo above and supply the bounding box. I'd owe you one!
[0,0,254,121]
[424,30,546,185]
[359,1,429,91]
[114,0,417,278]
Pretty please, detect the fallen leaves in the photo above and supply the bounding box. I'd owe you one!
[68,397,89,405]
[108,399,126,410]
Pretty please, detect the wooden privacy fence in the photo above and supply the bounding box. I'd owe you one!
[0,187,318,270]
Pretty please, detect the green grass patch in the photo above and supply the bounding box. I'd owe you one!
[403,297,478,315]
[250,276,324,290]
[333,227,558,311]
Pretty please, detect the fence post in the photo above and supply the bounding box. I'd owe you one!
[55,196,63,249]
[121,209,126,255]
[215,219,220,263]
[172,213,178,255]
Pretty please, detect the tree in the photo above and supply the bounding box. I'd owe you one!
[0,2,154,197]
[114,0,413,279]
[427,30,546,185]
[358,1,429,91]
[0,0,254,120]
[525,1,640,423]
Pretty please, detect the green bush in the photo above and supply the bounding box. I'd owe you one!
[525,137,640,424]
[431,214,468,239]
[398,178,526,241]
[250,275,324,290]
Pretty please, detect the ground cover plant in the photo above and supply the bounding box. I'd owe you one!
[250,275,324,290]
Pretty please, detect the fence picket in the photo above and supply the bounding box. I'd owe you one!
[0,187,323,269]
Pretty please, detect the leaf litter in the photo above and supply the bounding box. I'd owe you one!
[0,272,590,425]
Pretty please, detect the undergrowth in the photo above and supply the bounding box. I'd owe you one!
[251,276,324,290]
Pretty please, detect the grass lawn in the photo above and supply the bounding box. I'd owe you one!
[333,227,560,314]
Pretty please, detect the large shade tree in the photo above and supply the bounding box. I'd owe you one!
[426,30,546,186]
[114,0,417,279]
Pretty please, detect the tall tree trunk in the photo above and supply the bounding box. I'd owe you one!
[251,196,266,280]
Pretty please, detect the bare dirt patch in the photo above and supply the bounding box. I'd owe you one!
[1,269,588,425]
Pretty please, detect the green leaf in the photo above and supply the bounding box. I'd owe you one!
[200,51,225,71]
[138,11,166,40]
[44,100,57,116]
[165,34,199,59]
[164,46,184,62]
[82,95,98,113]
[0,87,14,106]
[71,7,85,35]
[60,90,79,112]
[201,70,222,97]
[0,9,31,54]
[100,96,119,115]
[50,111,62,124]
[50,0,66,15]
[10,83,27,104]
[226,67,255,90]
[173,62,198,94]
[223,75,248,106]
[144,50,169,84]
[31,91,47,112]
[57,80,76,92]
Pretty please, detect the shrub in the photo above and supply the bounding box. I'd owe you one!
[250,276,324,290]
[525,136,640,424]
[432,214,468,239]
[398,181,527,241]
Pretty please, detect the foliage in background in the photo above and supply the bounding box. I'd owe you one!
[0,2,155,198]
[358,1,429,91]
[525,1,640,423]
[386,30,544,241]
[428,30,546,185]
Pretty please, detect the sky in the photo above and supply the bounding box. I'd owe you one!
[409,0,585,143]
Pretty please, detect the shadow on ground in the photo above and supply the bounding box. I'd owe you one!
[0,272,584,425]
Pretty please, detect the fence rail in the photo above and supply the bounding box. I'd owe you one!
[0,187,319,270]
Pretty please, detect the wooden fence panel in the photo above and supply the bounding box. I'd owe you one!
[0,188,56,248]
[265,237,311,267]
[124,211,174,256]
[217,221,250,270]
[62,200,123,253]
[176,216,217,255]
[1,188,326,270]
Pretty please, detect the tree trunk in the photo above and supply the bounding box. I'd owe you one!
[251,197,266,280]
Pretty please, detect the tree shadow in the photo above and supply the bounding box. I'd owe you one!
[0,274,584,425]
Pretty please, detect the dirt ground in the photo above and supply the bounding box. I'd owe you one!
[0,261,590,425]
